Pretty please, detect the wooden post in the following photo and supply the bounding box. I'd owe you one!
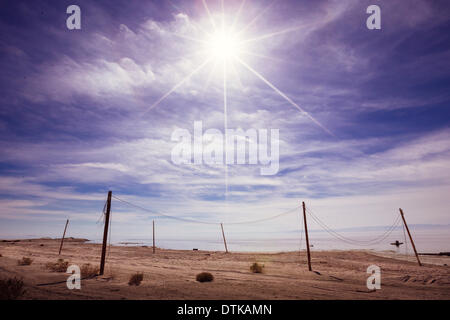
[58,219,69,255]
[220,223,229,253]
[302,201,312,271]
[152,220,156,254]
[399,208,422,266]
[99,191,112,275]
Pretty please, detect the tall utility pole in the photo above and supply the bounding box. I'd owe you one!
[220,223,229,253]
[302,201,312,271]
[152,220,156,254]
[399,208,422,266]
[58,219,69,255]
[99,191,112,275]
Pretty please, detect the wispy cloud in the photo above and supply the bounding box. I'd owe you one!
[0,0,449,241]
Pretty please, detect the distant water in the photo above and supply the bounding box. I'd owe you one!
[89,226,450,254]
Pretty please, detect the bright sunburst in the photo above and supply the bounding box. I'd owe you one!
[206,29,243,61]
[145,0,331,137]
[144,0,334,202]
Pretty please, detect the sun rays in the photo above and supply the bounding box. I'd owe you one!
[235,57,335,137]
[145,0,332,136]
[143,0,334,201]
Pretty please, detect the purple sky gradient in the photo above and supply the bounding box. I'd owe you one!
[0,0,449,243]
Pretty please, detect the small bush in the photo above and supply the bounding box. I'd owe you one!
[46,259,69,272]
[196,272,214,282]
[80,263,99,278]
[17,257,33,266]
[250,262,264,273]
[0,277,26,300]
[128,272,144,286]
[0,253,2,257]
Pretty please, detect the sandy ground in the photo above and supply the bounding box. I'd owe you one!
[0,238,449,300]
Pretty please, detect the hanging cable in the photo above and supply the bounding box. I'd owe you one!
[112,194,300,226]
[96,197,108,225]
[307,209,401,246]
[305,206,401,246]
[107,194,406,249]
[226,206,300,225]
[112,195,218,225]
[299,209,304,251]
[105,207,113,267]
[306,205,401,244]
[402,221,408,256]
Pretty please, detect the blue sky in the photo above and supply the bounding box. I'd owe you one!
[0,0,449,242]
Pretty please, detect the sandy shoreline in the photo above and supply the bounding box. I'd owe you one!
[1,238,449,300]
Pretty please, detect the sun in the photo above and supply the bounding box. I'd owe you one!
[205,29,243,61]
[144,1,332,138]
[144,1,334,203]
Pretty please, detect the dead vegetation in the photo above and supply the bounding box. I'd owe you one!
[250,262,264,273]
[45,259,69,272]
[17,257,33,266]
[0,277,26,300]
[196,272,214,282]
[80,263,99,278]
[128,272,144,286]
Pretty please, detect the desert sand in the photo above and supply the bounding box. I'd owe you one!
[0,238,449,300]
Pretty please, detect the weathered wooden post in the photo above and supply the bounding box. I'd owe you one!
[220,223,229,253]
[302,201,312,271]
[399,208,422,266]
[152,220,156,254]
[99,191,112,275]
[58,219,69,255]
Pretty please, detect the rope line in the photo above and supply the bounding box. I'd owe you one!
[306,206,401,246]
[112,195,220,225]
[106,195,403,248]
[307,206,401,243]
[227,207,300,225]
[96,197,108,225]
[105,207,112,266]
[299,209,304,251]
[37,275,98,287]
[402,222,408,256]
[112,194,299,225]
[307,209,400,246]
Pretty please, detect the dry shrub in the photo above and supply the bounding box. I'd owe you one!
[45,258,69,272]
[196,272,214,282]
[250,262,264,273]
[0,277,26,300]
[80,263,99,278]
[17,257,33,266]
[128,272,144,286]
